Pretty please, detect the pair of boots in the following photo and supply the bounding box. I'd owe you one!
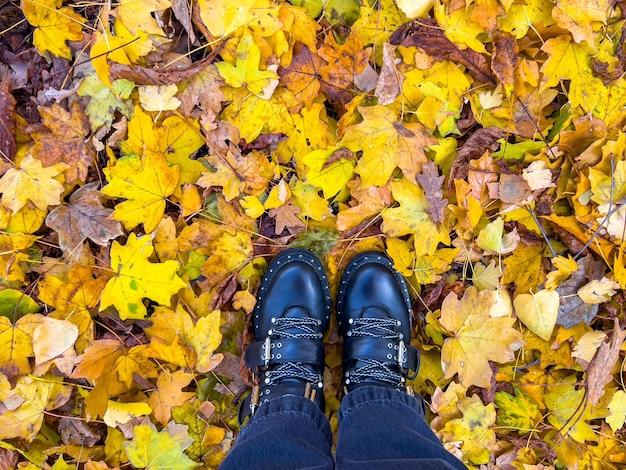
[239,249,420,424]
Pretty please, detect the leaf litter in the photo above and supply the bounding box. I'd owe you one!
[0,0,626,467]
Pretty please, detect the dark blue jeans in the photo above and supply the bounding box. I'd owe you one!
[220,386,466,469]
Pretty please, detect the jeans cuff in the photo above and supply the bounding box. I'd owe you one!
[245,395,333,445]
[338,385,425,421]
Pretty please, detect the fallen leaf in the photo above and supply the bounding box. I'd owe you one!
[607,390,626,432]
[123,423,198,470]
[32,102,96,186]
[102,150,180,233]
[0,374,72,442]
[494,386,542,434]
[415,160,447,224]
[440,395,497,464]
[138,85,181,112]
[381,178,449,257]
[585,319,626,406]
[148,370,195,426]
[0,73,16,161]
[99,234,187,320]
[513,289,560,341]
[341,106,433,186]
[216,32,279,99]
[440,286,524,388]
[32,317,78,365]
[45,182,123,258]
[21,0,85,59]
[390,17,494,84]
[0,155,68,214]
[577,277,620,304]
[571,330,607,363]
[102,401,152,428]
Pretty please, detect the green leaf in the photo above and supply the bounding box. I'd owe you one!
[123,423,198,470]
[495,386,542,434]
[0,290,41,318]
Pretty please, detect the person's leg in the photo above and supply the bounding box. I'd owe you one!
[335,252,465,469]
[220,395,333,470]
[220,249,334,470]
[335,386,465,469]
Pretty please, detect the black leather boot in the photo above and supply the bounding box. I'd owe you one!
[337,251,420,393]
[238,249,331,425]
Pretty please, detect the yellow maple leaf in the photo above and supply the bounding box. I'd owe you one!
[38,265,104,352]
[216,32,279,98]
[221,87,293,143]
[0,232,38,283]
[21,0,85,59]
[0,155,67,214]
[544,377,599,443]
[71,339,124,381]
[340,106,434,187]
[187,310,223,373]
[138,85,181,113]
[100,234,187,320]
[381,178,449,257]
[146,305,222,372]
[498,0,555,39]
[434,1,487,53]
[540,35,606,112]
[102,150,179,233]
[0,314,38,380]
[0,374,72,442]
[440,287,524,389]
[440,395,497,465]
[198,0,262,39]
[117,0,171,35]
[552,0,610,46]
[301,147,355,199]
[501,244,546,293]
[291,180,333,221]
[279,103,334,164]
[152,115,205,186]
[353,0,406,62]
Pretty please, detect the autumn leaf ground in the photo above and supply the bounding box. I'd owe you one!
[1,0,626,468]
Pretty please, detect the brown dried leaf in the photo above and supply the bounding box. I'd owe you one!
[499,173,531,204]
[58,417,101,446]
[415,160,447,223]
[585,318,626,406]
[389,18,494,84]
[0,447,18,469]
[177,64,225,117]
[0,72,16,162]
[170,0,198,45]
[108,54,219,86]
[449,127,504,190]
[45,182,123,257]
[491,32,518,93]
[278,43,324,110]
[375,43,402,106]
[31,102,96,186]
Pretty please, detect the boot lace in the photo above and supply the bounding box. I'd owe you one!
[263,316,323,386]
[345,317,404,388]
